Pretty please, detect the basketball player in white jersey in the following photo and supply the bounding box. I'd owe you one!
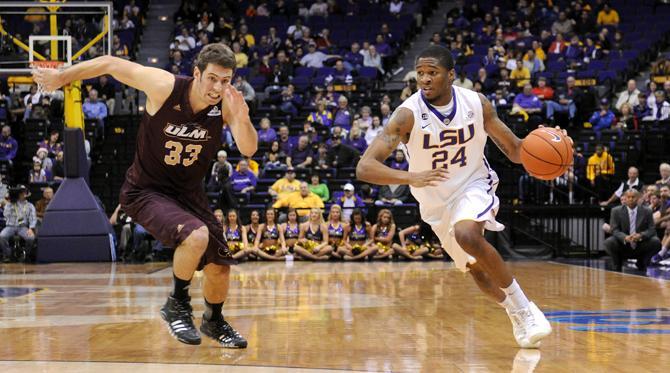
[357,45,560,348]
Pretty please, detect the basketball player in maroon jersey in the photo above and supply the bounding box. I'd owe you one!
[33,44,256,348]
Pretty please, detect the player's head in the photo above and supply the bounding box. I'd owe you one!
[193,43,236,105]
[415,45,455,103]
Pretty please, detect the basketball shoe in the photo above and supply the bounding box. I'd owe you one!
[507,302,552,348]
[160,296,201,345]
[200,317,248,348]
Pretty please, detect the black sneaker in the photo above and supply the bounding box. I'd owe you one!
[160,296,201,345]
[200,317,248,348]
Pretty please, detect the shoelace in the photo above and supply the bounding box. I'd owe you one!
[212,320,241,339]
[173,300,196,326]
[512,308,537,329]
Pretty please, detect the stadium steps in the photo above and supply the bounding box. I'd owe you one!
[383,0,454,91]
[136,0,182,109]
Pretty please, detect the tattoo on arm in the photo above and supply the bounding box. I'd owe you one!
[491,135,511,157]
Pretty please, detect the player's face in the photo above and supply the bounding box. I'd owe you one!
[415,57,454,104]
[195,63,233,105]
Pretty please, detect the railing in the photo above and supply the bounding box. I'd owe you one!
[497,205,607,258]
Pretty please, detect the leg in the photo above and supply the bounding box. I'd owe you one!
[636,237,661,271]
[173,226,209,281]
[200,263,247,348]
[603,236,624,271]
[467,262,506,302]
[453,220,513,288]
[294,245,327,261]
[0,227,15,259]
[392,243,418,260]
[17,227,35,258]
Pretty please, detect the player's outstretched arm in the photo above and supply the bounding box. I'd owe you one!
[33,55,174,115]
[356,107,449,187]
[479,93,523,164]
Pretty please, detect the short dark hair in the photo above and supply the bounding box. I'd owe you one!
[194,43,236,74]
[415,45,455,70]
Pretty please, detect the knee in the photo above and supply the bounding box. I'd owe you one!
[184,226,209,253]
[454,228,484,255]
[205,264,230,284]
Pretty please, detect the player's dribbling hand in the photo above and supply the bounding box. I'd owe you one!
[221,85,249,125]
[538,124,574,146]
[408,168,449,188]
[32,68,63,92]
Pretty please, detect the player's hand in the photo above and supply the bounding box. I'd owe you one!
[32,68,64,92]
[539,124,574,147]
[221,85,249,126]
[408,168,449,187]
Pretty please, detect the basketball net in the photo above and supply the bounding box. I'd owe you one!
[30,60,65,95]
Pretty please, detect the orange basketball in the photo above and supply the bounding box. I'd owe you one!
[520,127,573,180]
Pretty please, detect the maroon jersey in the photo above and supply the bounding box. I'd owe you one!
[126,75,223,194]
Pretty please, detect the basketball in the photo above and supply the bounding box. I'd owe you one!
[520,127,573,180]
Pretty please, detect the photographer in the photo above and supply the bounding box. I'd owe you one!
[110,203,150,261]
[0,185,37,262]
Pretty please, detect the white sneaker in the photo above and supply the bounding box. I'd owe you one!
[507,302,552,348]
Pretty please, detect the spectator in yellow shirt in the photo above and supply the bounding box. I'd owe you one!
[597,4,620,26]
[273,182,325,220]
[232,41,249,68]
[269,167,301,199]
[587,144,616,201]
[510,58,531,88]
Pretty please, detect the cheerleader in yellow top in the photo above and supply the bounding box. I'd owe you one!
[392,224,430,260]
[325,205,346,259]
[294,208,332,260]
[371,209,396,260]
[339,208,378,260]
[280,208,301,254]
[253,209,287,261]
[223,209,252,261]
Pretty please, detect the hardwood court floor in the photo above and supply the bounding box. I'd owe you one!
[0,260,668,372]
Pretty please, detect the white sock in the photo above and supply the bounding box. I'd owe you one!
[501,279,530,311]
[659,246,668,257]
[499,295,515,310]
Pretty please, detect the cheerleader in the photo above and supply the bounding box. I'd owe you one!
[280,208,301,253]
[253,209,287,261]
[223,209,252,260]
[339,208,377,260]
[371,209,396,260]
[245,210,261,260]
[294,208,332,260]
[392,224,429,260]
[326,204,346,259]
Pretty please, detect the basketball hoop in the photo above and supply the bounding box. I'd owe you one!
[30,60,66,95]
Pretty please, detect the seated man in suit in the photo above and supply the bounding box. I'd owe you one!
[603,189,661,272]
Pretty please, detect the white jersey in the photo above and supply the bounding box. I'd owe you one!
[400,86,499,222]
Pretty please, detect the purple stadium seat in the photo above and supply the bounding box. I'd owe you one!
[295,67,316,78]
[357,67,379,81]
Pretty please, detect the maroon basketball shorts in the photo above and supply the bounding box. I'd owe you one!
[120,182,235,269]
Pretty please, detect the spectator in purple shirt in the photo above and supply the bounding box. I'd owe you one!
[230,159,257,193]
[346,126,367,154]
[258,117,277,144]
[277,125,296,154]
[343,42,364,71]
[564,35,583,63]
[287,135,313,169]
[333,95,352,129]
[512,84,543,116]
[374,34,392,57]
[389,149,408,171]
[0,125,18,164]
